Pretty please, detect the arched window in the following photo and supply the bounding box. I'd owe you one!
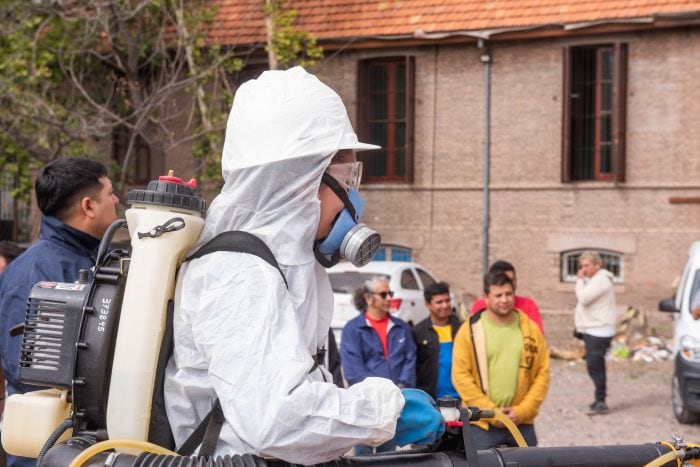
[561,249,624,283]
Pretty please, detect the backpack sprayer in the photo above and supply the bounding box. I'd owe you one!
[2,172,206,461]
[2,173,700,467]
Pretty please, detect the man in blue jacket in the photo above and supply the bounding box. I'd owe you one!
[340,275,416,455]
[0,158,118,467]
[341,275,416,389]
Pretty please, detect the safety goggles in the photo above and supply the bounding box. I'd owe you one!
[324,161,363,191]
[372,291,395,299]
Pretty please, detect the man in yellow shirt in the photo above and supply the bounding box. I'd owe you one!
[452,270,550,450]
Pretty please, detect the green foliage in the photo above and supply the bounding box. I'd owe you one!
[0,0,326,214]
[0,3,70,201]
[264,0,324,69]
[0,0,239,199]
[0,140,33,202]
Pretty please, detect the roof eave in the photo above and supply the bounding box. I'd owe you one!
[318,11,700,50]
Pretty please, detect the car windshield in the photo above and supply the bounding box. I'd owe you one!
[328,272,390,294]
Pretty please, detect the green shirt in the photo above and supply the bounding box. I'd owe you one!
[482,313,523,407]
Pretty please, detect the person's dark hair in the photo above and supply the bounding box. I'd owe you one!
[352,287,367,311]
[35,158,108,219]
[0,241,23,263]
[489,260,515,275]
[483,270,514,294]
[424,281,450,303]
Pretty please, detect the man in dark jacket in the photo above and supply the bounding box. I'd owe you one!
[340,276,416,389]
[340,275,416,455]
[412,282,462,400]
[0,158,118,467]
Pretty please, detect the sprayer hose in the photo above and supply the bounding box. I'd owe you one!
[642,449,679,467]
[643,441,700,467]
[128,453,269,466]
[67,439,177,467]
[490,409,528,447]
[36,418,75,465]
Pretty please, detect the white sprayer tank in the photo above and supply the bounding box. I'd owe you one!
[106,173,206,441]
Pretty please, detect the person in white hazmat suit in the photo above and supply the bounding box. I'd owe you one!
[163,66,444,464]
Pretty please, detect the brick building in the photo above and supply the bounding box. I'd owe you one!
[5,1,698,313]
[208,0,700,312]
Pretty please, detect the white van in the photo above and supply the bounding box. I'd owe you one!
[659,240,700,423]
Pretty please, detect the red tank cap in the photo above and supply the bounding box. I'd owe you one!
[158,174,197,189]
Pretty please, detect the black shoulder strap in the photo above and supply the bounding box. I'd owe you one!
[178,400,224,456]
[186,230,288,289]
[176,231,287,456]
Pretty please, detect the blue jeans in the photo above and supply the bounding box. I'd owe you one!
[469,424,538,450]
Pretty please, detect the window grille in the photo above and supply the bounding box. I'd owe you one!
[561,249,624,283]
[562,44,627,182]
[357,57,415,183]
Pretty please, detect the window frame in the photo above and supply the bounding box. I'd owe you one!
[357,56,415,184]
[562,43,627,183]
[689,270,700,313]
[373,244,413,262]
[0,173,31,242]
[400,269,420,290]
[561,249,624,283]
[416,268,436,289]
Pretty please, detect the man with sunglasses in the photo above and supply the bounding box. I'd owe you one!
[341,276,418,454]
[164,67,442,464]
[341,276,417,390]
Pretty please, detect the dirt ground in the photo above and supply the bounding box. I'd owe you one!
[536,309,700,447]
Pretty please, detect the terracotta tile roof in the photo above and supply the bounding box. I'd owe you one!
[208,0,700,46]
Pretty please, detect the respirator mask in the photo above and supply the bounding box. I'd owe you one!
[314,161,381,268]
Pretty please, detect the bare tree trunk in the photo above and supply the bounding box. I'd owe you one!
[175,5,217,176]
[264,0,278,70]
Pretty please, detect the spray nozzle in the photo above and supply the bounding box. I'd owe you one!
[158,170,197,189]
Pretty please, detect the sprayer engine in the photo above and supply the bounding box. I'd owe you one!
[19,235,129,432]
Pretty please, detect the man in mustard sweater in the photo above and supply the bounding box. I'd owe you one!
[452,270,550,450]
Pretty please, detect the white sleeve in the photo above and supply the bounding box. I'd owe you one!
[188,254,404,464]
[575,274,610,307]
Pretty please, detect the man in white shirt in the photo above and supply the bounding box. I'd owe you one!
[574,250,617,415]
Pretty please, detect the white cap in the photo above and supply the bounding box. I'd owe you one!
[338,119,380,152]
[222,66,379,174]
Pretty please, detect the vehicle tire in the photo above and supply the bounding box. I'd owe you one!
[673,373,699,424]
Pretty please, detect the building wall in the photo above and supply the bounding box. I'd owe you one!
[320,26,700,312]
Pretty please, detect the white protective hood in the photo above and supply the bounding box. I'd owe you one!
[164,67,402,465]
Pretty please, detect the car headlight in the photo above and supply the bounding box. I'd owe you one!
[680,335,700,362]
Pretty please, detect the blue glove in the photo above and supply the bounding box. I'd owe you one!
[391,388,445,447]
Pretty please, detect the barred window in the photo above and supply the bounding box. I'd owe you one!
[357,57,415,183]
[561,249,624,283]
[0,173,31,242]
[562,43,627,182]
